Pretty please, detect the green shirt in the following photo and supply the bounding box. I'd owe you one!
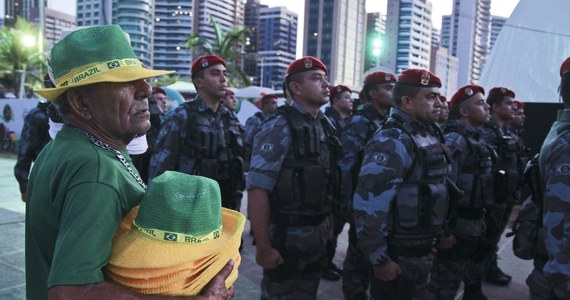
[25,125,145,300]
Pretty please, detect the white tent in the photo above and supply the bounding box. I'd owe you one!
[235,86,278,99]
[479,0,570,102]
[166,81,196,94]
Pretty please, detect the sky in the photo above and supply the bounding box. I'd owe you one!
[50,0,520,57]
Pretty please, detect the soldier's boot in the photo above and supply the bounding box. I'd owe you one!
[463,284,488,300]
[484,260,511,286]
[322,267,341,281]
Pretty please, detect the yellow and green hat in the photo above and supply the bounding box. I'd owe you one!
[104,171,245,296]
[35,25,174,101]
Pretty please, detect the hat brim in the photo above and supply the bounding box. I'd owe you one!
[34,66,175,101]
[105,208,245,296]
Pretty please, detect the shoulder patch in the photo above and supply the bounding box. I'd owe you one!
[556,163,570,175]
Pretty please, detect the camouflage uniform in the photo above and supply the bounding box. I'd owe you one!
[324,106,347,137]
[338,103,385,299]
[247,102,340,299]
[354,107,451,300]
[537,109,570,299]
[14,102,51,196]
[428,119,494,299]
[149,96,245,210]
[244,111,267,171]
[480,117,522,279]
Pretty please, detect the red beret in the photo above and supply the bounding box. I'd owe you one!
[450,85,485,111]
[398,69,441,88]
[439,95,447,103]
[261,94,278,102]
[561,56,570,77]
[226,89,235,96]
[364,72,396,85]
[488,87,515,98]
[191,55,226,78]
[285,56,327,77]
[152,86,166,95]
[513,100,525,109]
[330,85,351,99]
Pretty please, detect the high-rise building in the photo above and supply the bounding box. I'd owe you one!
[364,12,386,72]
[4,0,40,27]
[193,0,244,45]
[440,15,451,49]
[490,15,506,52]
[430,46,458,97]
[304,0,366,89]
[152,2,193,77]
[257,6,296,88]
[44,7,75,50]
[382,0,433,74]
[76,0,154,67]
[442,0,491,85]
[243,0,267,81]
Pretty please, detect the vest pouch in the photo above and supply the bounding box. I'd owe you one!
[275,167,303,212]
[457,173,474,207]
[198,158,219,179]
[474,173,494,207]
[493,170,509,201]
[302,164,325,207]
[422,183,448,227]
[395,184,420,230]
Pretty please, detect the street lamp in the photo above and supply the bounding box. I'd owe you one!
[18,34,36,99]
[259,56,265,87]
[372,37,383,68]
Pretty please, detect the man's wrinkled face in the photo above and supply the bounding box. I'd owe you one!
[81,79,152,138]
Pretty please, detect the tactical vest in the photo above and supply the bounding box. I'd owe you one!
[270,106,341,224]
[445,122,494,212]
[488,124,521,202]
[180,101,245,196]
[384,115,451,248]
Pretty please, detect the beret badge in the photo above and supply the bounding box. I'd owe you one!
[304,58,313,69]
[465,87,473,96]
[420,72,430,86]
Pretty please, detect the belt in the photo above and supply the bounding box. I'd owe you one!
[389,245,433,258]
[275,214,328,227]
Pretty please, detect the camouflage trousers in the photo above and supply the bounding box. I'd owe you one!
[342,223,372,300]
[261,219,330,299]
[370,254,433,300]
[526,267,558,300]
[427,253,485,299]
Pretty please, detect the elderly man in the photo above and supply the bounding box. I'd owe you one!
[27,25,234,300]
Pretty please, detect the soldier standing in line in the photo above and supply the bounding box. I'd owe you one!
[243,94,279,171]
[338,71,396,299]
[437,95,449,127]
[354,69,455,300]
[321,84,354,281]
[247,56,340,299]
[14,100,51,202]
[509,100,532,176]
[149,55,245,211]
[530,56,570,300]
[479,87,519,286]
[428,85,494,300]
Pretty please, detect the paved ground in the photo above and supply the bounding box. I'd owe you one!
[0,152,533,299]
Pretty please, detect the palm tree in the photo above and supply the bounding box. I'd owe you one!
[0,17,46,98]
[186,16,251,87]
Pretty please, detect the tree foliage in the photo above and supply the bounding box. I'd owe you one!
[0,17,46,97]
[186,16,250,87]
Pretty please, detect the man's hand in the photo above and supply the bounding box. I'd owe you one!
[256,247,283,270]
[200,259,235,299]
[373,260,401,281]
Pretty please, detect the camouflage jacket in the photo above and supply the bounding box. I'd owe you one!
[538,109,570,297]
[14,102,51,194]
[338,103,386,212]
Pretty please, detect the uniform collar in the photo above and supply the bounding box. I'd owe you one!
[557,109,570,122]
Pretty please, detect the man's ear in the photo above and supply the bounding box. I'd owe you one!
[289,81,302,98]
[401,95,414,110]
[67,88,92,120]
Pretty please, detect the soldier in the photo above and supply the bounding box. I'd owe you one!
[428,85,493,300]
[222,89,238,112]
[532,56,570,299]
[14,100,51,202]
[480,87,519,286]
[149,55,245,211]
[338,71,396,299]
[247,56,340,299]
[325,85,354,136]
[243,94,278,171]
[437,95,449,127]
[354,69,453,299]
